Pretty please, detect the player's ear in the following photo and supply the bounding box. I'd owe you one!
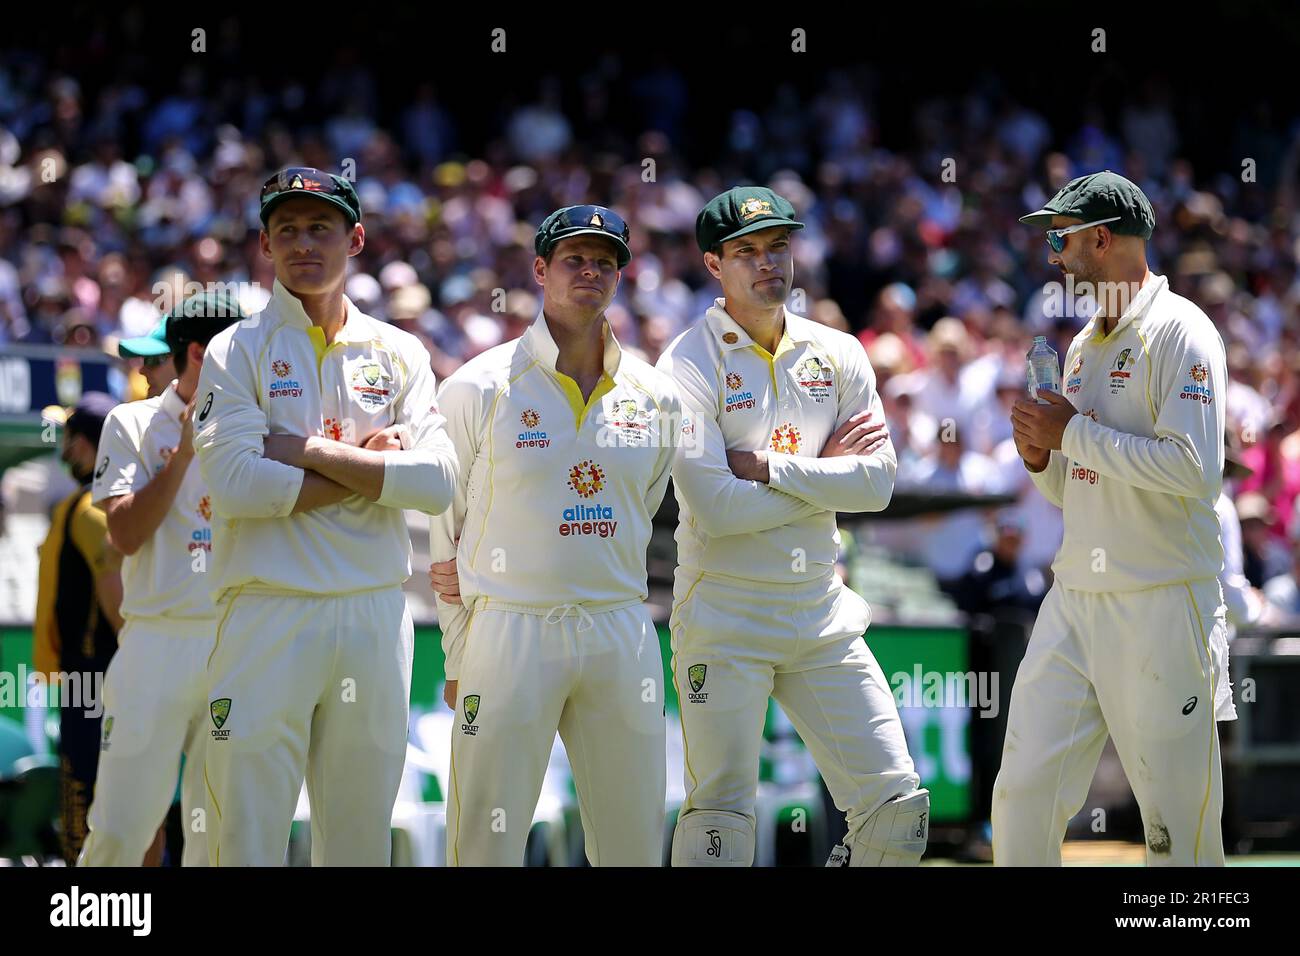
[258,229,273,261]
[533,255,547,287]
[703,250,722,280]
[349,222,365,257]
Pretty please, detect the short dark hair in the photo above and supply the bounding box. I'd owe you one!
[172,340,191,376]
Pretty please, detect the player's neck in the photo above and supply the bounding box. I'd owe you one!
[723,300,785,355]
[1098,264,1152,336]
[174,375,198,404]
[545,308,606,397]
[290,288,347,343]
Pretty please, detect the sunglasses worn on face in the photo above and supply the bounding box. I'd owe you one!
[1045,216,1121,253]
[143,354,171,368]
[552,205,630,244]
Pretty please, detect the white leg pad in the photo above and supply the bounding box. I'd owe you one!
[671,810,755,867]
[827,789,930,867]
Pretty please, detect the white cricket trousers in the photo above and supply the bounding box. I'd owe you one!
[446,600,666,866]
[78,616,212,867]
[671,572,918,833]
[992,578,1226,866]
[203,587,413,866]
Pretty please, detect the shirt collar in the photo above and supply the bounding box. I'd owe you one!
[270,277,362,341]
[704,298,815,353]
[1083,273,1168,342]
[522,310,623,378]
[159,381,187,420]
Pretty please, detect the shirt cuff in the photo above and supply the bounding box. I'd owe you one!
[1060,413,1086,461]
[766,451,796,488]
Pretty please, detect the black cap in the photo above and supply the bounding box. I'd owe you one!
[163,291,246,355]
[64,392,118,447]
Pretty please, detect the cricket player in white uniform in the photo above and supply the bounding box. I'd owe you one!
[998,171,1230,866]
[193,168,458,865]
[78,292,244,867]
[657,187,928,867]
[428,205,678,866]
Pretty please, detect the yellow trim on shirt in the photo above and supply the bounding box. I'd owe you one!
[748,330,796,390]
[552,369,616,431]
[307,325,328,371]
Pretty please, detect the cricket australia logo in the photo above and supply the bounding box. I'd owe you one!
[740,197,774,221]
[461,694,481,735]
[349,360,393,412]
[794,356,834,403]
[770,423,801,454]
[687,664,709,703]
[567,459,606,498]
[210,698,231,740]
[724,371,755,413]
[100,715,114,752]
[1109,348,1133,394]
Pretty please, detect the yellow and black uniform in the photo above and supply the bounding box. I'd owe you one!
[33,482,119,865]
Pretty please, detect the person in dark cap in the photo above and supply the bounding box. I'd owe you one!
[1000,170,1232,866]
[656,186,926,867]
[192,167,457,865]
[427,204,680,866]
[77,291,243,867]
[32,391,124,864]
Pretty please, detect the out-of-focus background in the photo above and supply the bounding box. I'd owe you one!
[2,7,1299,865]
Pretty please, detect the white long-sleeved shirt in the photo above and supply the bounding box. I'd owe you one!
[92,382,215,621]
[656,299,897,585]
[431,313,679,679]
[193,279,457,600]
[1029,274,1226,591]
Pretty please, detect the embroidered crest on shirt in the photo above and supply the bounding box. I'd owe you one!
[1108,348,1133,394]
[794,356,834,403]
[349,361,394,411]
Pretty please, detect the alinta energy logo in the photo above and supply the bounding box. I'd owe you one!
[770,423,801,454]
[1182,362,1214,404]
[191,495,213,554]
[561,459,618,538]
[517,408,549,449]
[269,359,303,399]
[724,370,756,412]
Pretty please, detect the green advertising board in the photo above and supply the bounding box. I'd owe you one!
[2,622,971,822]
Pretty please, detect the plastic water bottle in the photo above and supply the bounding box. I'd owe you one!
[1026,335,1061,404]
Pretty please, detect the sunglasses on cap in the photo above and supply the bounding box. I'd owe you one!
[550,205,630,244]
[1045,216,1121,254]
[260,167,350,201]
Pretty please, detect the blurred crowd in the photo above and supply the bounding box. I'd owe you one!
[3,44,1300,625]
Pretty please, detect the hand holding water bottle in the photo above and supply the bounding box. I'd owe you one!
[1011,336,1077,469]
